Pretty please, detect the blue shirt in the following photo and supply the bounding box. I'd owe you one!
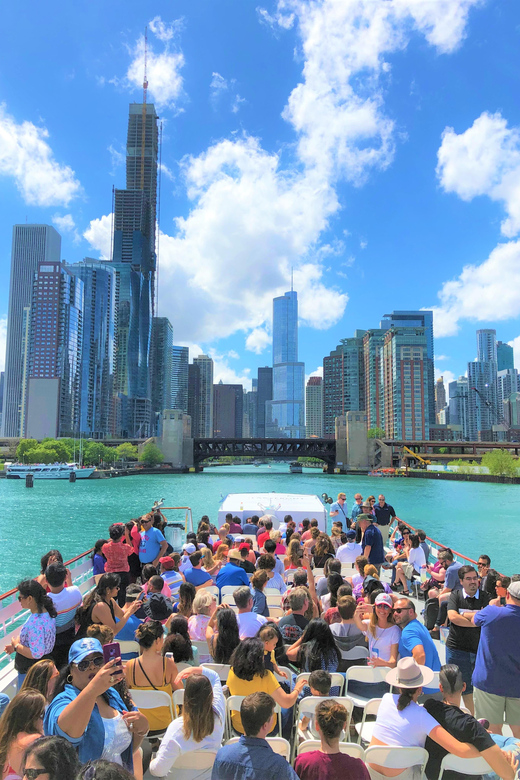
[329,501,348,527]
[473,604,520,697]
[399,619,441,694]
[184,567,212,587]
[92,553,105,575]
[138,526,165,563]
[362,523,385,565]
[374,503,396,527]
[445,561,463,591]
[216,561,250,592]
[211,736,299,780]
[242,523,259,536]
[252,589,269,617]
[351,503,364,522]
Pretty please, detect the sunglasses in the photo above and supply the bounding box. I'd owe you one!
[375,604,392,610]
[393,607,412,613]
[24,770,47,780]
[75,656,104,673]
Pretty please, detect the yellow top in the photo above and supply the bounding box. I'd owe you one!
[226,668,279,733]
[127,657,174,733]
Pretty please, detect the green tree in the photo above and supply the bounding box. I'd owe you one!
[115,443,138,462]
[368,427,387,439]
[42,440,72,462]
[481,449,519,477]
[16,439,38,460]
[103,446,117,464]
[141,442,164,466]
[25,447,56,464]
[82,441,109,466]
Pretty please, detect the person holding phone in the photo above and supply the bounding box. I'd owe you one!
[44,638,149,773]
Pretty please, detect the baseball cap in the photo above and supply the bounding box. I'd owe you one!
[69,637,103,665]
[234,535,245,542]
[507,582,520,599]
[159,557,175,570]
[374,593,394,608]
[346,530,356,539]
[182,543,196,554]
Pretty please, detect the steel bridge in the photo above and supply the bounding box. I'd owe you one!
[193,438,337,467]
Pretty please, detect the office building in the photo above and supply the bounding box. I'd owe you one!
[188,363,201,436]
[0,372,4,432]
[266,290,305,438]
[435,376,447,421]
[71,259,116,437]
[243,388,257,437]
[363,329,387,432]
[503,392,520,429]
[256,367,273,437]
[172,346,189,414]
[25,261,83,439]
[382,327,430,439]
[448,376,469,440]
[193,355,214,437]
[150,317,174,434]
[3,225,61,436]
[213,382,243,437]
[322,332,365,439]
[306,376,323,437]
[467,329,498,441]
[497,369,520,415]
[497,341,514,371]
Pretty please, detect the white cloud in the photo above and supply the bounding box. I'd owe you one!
[437,112,520,238]
[0,316,7,372]
[0,104,81,206]
[508,336,520,372]
[208,349,252,389]
[83,213,113,260]
[210,73,228,101]
[108,144,125,175]
[125,21,185,110]
[246,328,271,354]
[434,367,456,398]
[435,354,450,361]
[210,72,245,114]
[52,213,81,243]
[305,366,324,384]
[149,16,182,43]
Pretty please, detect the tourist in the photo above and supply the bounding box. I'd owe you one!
[429,550,464,637]
[392,598,441,697]
[75,760,134,779]
[197,524,213,552]
[478,554,492,592]
[251,570,269,617]
[0,690,46,779]
[173,583,196,618]
[158,556,184,601]
[368,658,480,779]
[184,552,213,589]
[101,524,133,606]
[351,494,364,525]
[75,573,141,639]
[110,585,143,649]
[358,514,385,574]
[490,575,511,607]
[471,580,520,737]
[214,543,229,566]
[329,526,344,552]
[125,520,142,583]
[329,492,348,529]
[416,530,430,564]
[163,616,200,667]
[216,549,250,593]
[137,514,168,569]
[91,540,107,583]
[44,563,83,670]
[239,544,256,574]
[212,524,232,553]
[227,515,243,534]
[257,624,288,678]
[263,539,286,577]
[355,592,400,668]
[125,621,180,736]
[336,530,362,563]
[149,665,225,778]
[373,495,396,545]
[256,519,273,550]
[315,559,343,599]
[211,692,299,779]
[303,527,320,556]
[226,641,308,735]
[295,699,370,780]
[311,537,334,570]
[278,588,310,644]
[319,573,345,611]
[20,659,59,704]
[35,551,72,592]
[284,539,302,570]
[444,564,490,714]
[4,581,56,686]
[423,665,518,780]
[142,566,171,598]
[206,605,240,664]
[351,555,369,592]
[297,670,332,737]
[242,515,260,536]
[301,520,317,543]
[286,619,341,687]
[188,590,217,644]
[234,586,268,639]
[20,735,82,780]
[269,531,286,555]
[322,583,353,625]
[256,554,287,594]
[393,534,426,596]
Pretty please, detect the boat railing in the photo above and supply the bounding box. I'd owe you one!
[389,518,479,567]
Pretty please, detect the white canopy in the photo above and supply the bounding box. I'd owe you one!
[218,492,327,532]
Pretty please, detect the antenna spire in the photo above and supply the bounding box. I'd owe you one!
[291,266,293,292]
[140,27,148,190]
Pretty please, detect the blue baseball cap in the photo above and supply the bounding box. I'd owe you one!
[346,530,356,539]
[68,638,103,665]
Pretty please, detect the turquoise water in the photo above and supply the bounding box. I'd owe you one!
[2,464,519,593]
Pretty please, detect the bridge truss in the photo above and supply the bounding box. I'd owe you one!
[193,438,336,467]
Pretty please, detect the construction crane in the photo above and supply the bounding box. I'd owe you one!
[402,445,431,468]
[140,27,148,191]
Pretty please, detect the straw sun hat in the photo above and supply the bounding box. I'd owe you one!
[386,657,435,689]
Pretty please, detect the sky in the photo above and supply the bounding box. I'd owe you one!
[1,0,520,393]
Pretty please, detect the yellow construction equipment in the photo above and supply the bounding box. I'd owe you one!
[402,446,431,467]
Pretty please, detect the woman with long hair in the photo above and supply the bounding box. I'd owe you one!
[125,621,181,736]
[393,534,426,596]
[4,581,57,685]
[91,540,107,583]
[354,593,399,668]
[20,659,59,704]
[312,537,334,570]
[330,526,344,553]
[188,591,217,643]
[205,606,240,664]
[284,539,302,570]
[320,572,345,611]
[164,616,200,666]
[268,531,286,555]
[173,583,196,618]
[286,619,341,678]
[214,543,229,564]
[0,690,46,780]
[75,573,140,639]
[148,665,225,778]
[200,547,220,580]
[21,736,81,780]
[101,525,133,607]
[35,551,72,591]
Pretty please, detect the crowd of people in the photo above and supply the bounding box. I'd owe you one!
[0,493,518,780]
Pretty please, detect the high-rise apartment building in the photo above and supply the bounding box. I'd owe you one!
[467,329,498,441]
[193,355,214,437]
[322,332,365,439]
[71,259,115,437]
[382,327,430,439]
[172,346,189,413]
[213,383,243,437]
[256,367,273,437]
[25,261,83,439]
[243,389,257,437]
[448,377,469,440]
[435,377,447,421]
[497,341,514,371]
[503,392,520,429]
[150,318,174,434]
[306,376,323,437]
[266,291,305,438]
[188,363,201,436]
[2,225,61,436]
[362,329,386,432]
[497,369,520,418]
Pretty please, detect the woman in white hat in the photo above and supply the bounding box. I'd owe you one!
[354,592,400,668]
[367,657,479,779]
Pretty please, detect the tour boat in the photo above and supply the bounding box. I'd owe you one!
[289,462,303,473]
[218,492,328,532]
[5,462,95,480]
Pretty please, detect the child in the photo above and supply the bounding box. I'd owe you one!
[299,669,332,736]
[258,624,288,679]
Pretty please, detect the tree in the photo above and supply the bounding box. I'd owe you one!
[481,449,519,477]
[25,447,56,464]
[41,440,72,462]
[141,442,164,467]
[368,427,387,439]
[16,439,38,460]
[115,443,138,462]
[82,441,109,466]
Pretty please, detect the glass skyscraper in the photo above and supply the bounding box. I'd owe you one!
[266,290,305,437]
[172,346,189,413]
[151,317,174,434]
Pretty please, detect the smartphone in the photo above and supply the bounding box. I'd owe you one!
[103,641,122,673]
[165,652,173,660]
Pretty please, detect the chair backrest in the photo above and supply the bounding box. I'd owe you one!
[365,746,428,775]
[175,662,191,673]
[313,568,325,578]
[203,585,220,600]
[274,666,293,683]
[118,640,140,656]
[202,663,231,682]
[172,687,184,716]
[225,736,291,760]
[268,606,284,619]
[264,587,280,595]
[346,665,388,686]
[285,570,296,583]
[192,639,211,656]
[295,672,345,695]
[438,754,493,779]
[170,749,218,771]
[297,740,365,759]
[221,586,241,598]
[130,688,174,723]
[266,594,283,606]
[338,645,369,661]
[297,696,354,738]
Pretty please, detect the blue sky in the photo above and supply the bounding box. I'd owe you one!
[1,0,520,391]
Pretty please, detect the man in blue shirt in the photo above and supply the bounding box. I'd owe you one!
[350,493,364,525]
[393,598,441,696]
[138,515,168,566]
[242,515,260,536]
[358,514,385,572]
[329,492,348,529]
[216,549,250,593]
[184,551,213,589]
[211,692,298,780]
[374,494,396,545]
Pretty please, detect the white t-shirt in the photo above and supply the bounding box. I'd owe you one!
[48,586,83,632]
[237,611,268,639]
[362,620,401,661]
[408,547,426,573]
[372,693,438,747]
[336,542,362,563]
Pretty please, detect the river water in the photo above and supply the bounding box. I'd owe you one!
[3,464,519,593]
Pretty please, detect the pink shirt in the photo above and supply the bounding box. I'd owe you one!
[294,751,370,780]
[102,540,132,573]
[188,613,211,641]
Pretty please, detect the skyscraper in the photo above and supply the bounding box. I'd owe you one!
[497,369,520,416]
[322,332,365,439]
[382,327,430,439]
[213,383,243,437]
[448,377,469,440]
[363,329,387,432]
[150,317,174,434]
[256,367,273,437]
[467,329,498,440]
[243,388,257,437]
[497,341,514,371]
[188,363,201,436]
[306,376,323,437]
[172,346,189,413]
[266,290,305,437]
[193,355,214,437]
[2,225,61,436]
[435,377,447,421]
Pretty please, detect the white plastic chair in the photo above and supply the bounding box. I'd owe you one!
[226,695,282,740]
[268,606,284,619]
[164,749,217,776]
[345,665,388,708]
[225,736,291,760]
[221,586,241,599]
[364,746,428,778]
[312,568,325,578]
[296,672,345,695]
[337,645,369,663]
[297,740,364,759]
[264,587,282,595]
[266,594,283,606]
[130,689,174,727]
[192,639,211,657]
[175,662,191,673]
[438,754,493,779]
[274,666,293,686]
[295,695,354,759]
[119,640,140,657]
[202,663,231,682]
[354,697,382,744]
[285,570,296,583]
[172,687,184,716]
[202,584,220,601]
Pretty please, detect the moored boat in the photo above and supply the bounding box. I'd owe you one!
[5,462,96,479]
